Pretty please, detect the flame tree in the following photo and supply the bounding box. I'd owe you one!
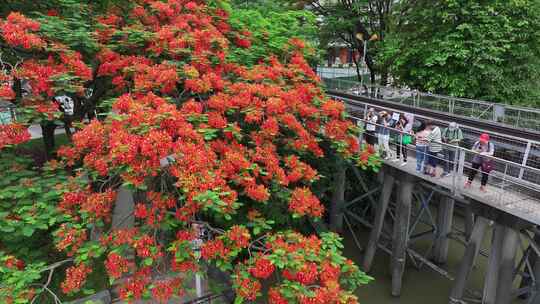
[0,0,378,302]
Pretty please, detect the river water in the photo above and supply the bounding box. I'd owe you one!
[343,221,529,303]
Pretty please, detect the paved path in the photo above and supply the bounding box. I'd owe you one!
[28,124,67,139]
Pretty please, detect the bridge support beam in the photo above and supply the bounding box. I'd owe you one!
[529,247,540,303]
[463,204,475,241]
[330,166,347,233]
[450,216,490,303]
[433,196,455,264]
[391,173,415,296]
[363,168,395,272]
[483,224,505,304]
[495,227,519,304]
[519,234,540,301]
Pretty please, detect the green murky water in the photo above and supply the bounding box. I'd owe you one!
[343,218,529,304]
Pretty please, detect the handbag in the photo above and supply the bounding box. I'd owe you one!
[481,160,494,173]
[402,134,412,145]
[472,154,482,165]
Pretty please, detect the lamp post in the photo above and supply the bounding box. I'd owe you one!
[0,100,16,125]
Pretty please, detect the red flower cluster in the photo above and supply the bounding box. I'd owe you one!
[0,83,15,100]
[226,225,251,248]
[4,256,25,270]
[0,12,45,49]
[285,155,319,184]
[289,187,324,218]
[229,232,366,303]
[235,276,261,300]
[55,224,88,256]
[249,257,275,279]
[201,239,228,260]
[0,124,31,149]
[61,263,92,294]
[105,253,131,280]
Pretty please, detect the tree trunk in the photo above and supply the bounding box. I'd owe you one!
[40,122,56,158]
[63,116,73,140]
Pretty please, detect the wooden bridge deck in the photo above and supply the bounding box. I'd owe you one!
[381,154,540,226]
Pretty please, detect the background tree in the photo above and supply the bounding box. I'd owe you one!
[378,0,540,106]
[291,0,402,84]
[228,0,320,67]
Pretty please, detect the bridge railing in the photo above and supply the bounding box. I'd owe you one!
[333,89,540,185]
[320,75,540,132]
[352,116,540,216]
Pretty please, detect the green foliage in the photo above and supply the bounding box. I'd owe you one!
[379,0,540,106]
[228,4,320,65]
[0,153,69,243]
[35,1,100,57]
[0,153,71,302]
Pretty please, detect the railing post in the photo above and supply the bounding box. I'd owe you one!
[519,141,532,179]
[499,163,509,206]
[451,146,459,193]
[456,149,466,195]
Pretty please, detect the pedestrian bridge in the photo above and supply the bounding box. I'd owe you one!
[320,77,540,304]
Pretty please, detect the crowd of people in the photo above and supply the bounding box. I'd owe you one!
[362,108,495,192]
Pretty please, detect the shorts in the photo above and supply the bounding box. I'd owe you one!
[428,151,441,167]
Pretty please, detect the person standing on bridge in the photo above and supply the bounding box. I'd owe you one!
[465,133,495,192]
[414,124,430,173]
[364,108,378,149]
[394,113,414,166]
[442,122,463,177]
[425,121,443,177]
[377,111,394,160]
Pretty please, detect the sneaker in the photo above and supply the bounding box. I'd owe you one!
[480,186,487,192]
[400,162,408,167]
[441,172,452,178]
[392,158,400,162]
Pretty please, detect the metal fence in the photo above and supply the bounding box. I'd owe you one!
[319,74,540,132]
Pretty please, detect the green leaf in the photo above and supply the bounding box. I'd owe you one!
[21,226,34,237]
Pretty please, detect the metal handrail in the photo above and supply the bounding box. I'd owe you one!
[353,116,540,177]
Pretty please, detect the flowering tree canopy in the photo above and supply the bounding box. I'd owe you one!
[0,0,377,303]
